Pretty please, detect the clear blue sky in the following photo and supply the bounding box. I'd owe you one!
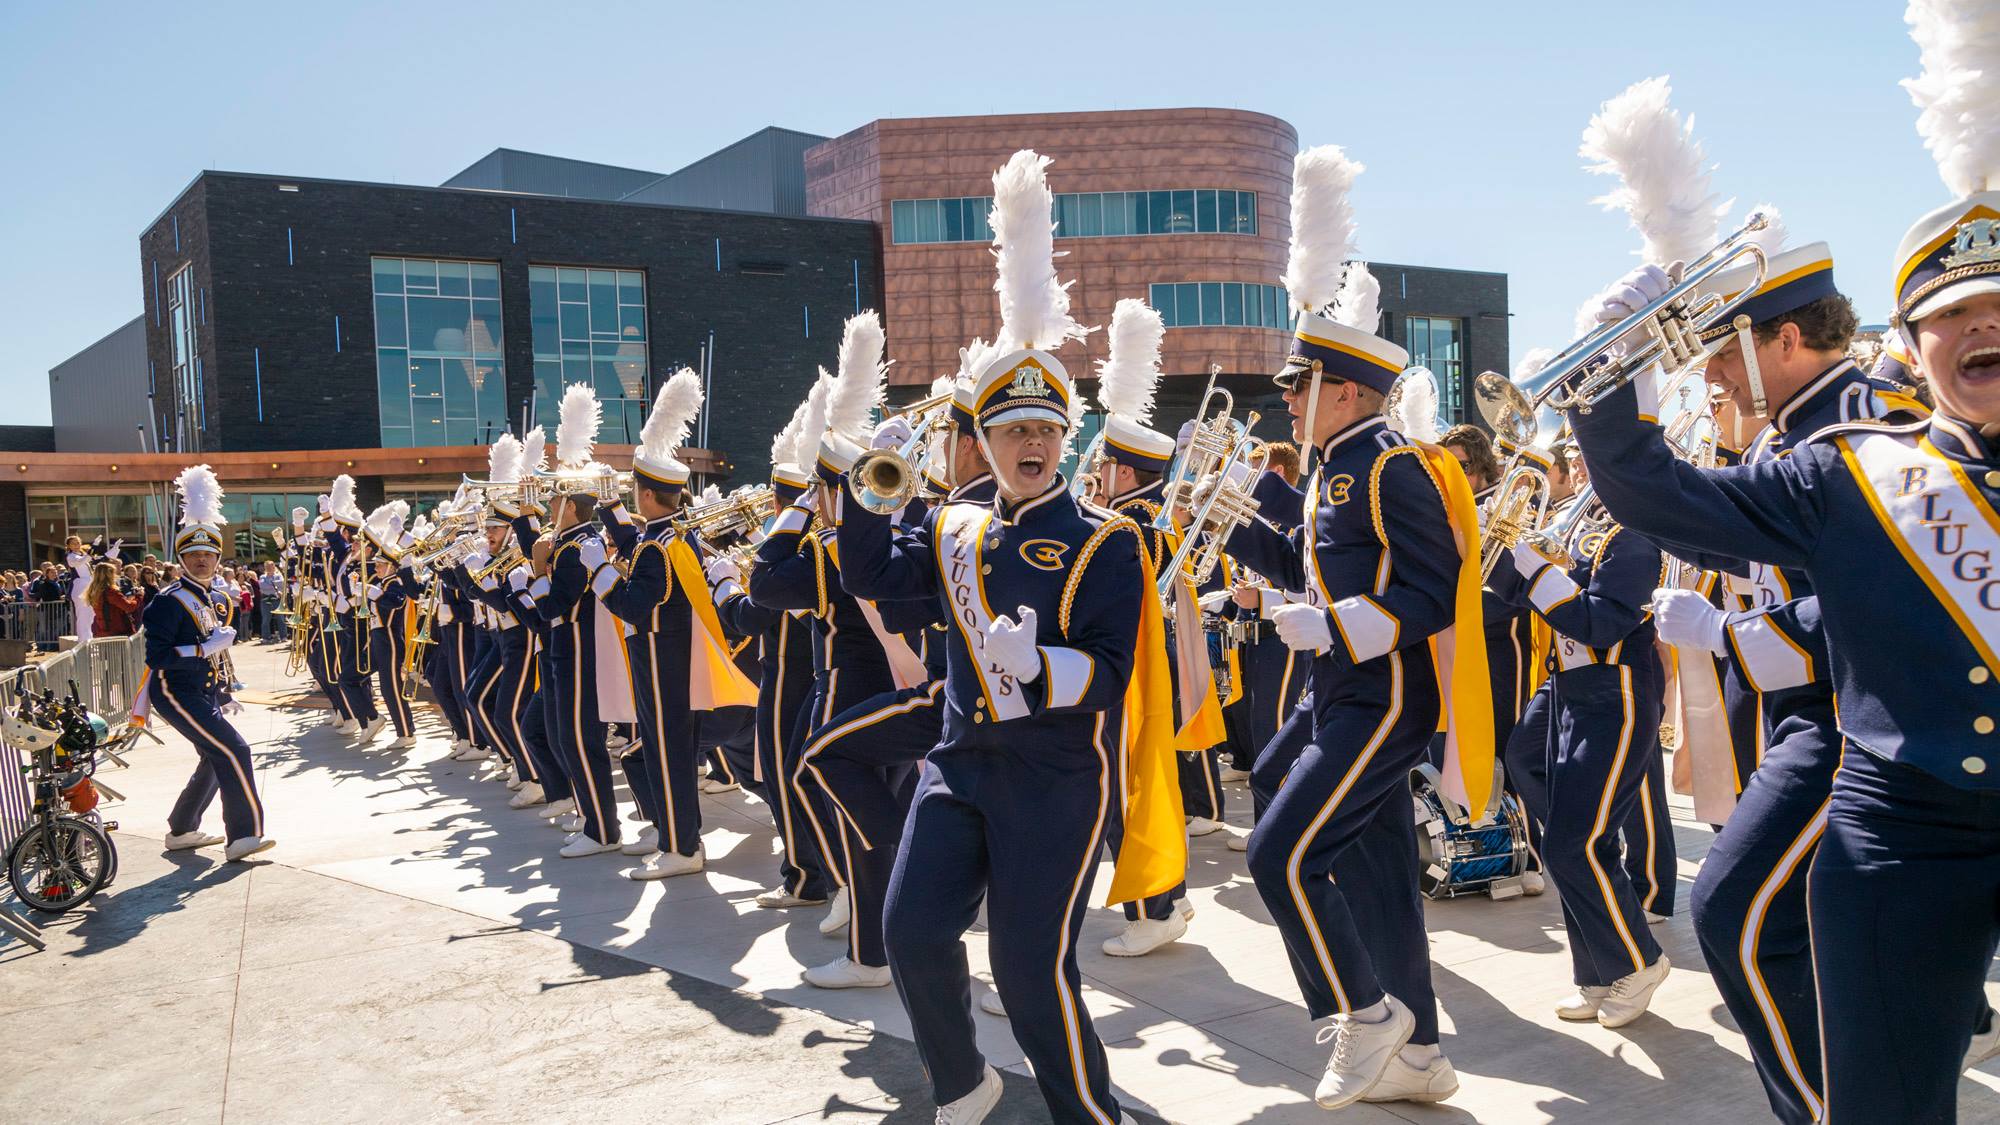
[0,0,1942,427]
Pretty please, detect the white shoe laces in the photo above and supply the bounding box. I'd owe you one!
[1315,1017,1362,1069]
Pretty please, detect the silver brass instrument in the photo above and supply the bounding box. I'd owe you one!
[1497,212,1774,418]
[676,485,776,541]
[1659,380,1724,591]
[1155,375,1268,598]
[1470,371,1553,579]
[1071,430,1109,504]
[848,389,956,515]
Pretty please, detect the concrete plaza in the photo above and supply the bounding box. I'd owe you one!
[5,640,1998,1124]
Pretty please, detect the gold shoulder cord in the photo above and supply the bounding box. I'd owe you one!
[1060,515,1143,638]
[807,529,831,619]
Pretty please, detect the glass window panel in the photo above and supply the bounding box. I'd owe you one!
[436,259,470,297]
[1102,191,1129,236]
[403,258,437,292]
[1263,285,1278,329]
[1148,191,1172,234]
[1079,193,1102,237]
[1217,191,1238,235]
[377,350,411,432]
[471,260,500,280]
[557,267,588,302]
[1246,284,1263,328]
[410,356,443,399]
[1051,194,1074,238]
[619,305,645,341]
[1223,282,1244,325]
[1176,283,1199,323]
[1238,192,1259,234]
[372,258,403,294]
[588,271,618,336]
[407,296,470,354]
[412,404,445,446]
[534,360,563,414]
[1150,284,1174,326]
[530,272,559,355]
[967,198,992,242]
[374,295,406,347]
[1125,192,1147,236]
[562,357,590,387]
[891,199,914,243]
[1170,190,1196,233]
[1199,282,1223,325]
[914,199,940,243]
[470,267,499,300]
[1279,287,1291,326]
[471,300,502,354]
[380,425,412,449]
[68,495,104,524]
[559,301,589,343]
[442,359,475,419]
[1197,189,1218,233]
[249,494,282,523]
[941,195,964,242]
[106,493,142,525]
[618,271,644,306]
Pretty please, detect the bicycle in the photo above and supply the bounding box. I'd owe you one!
[5,683,119,913]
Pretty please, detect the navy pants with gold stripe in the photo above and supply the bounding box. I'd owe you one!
[1246,688,1441,1044]
[1624,750,1676,918]
[155,677,265,843]
[799,681,936,967]
[627,641,702,856]
[1508,665,1664,989]
[306,626,350,722]
[370,629,416,739]
[884,737,1120,1125]
[1811,744,2000,1125]
[549,645,618,845]
[336,611,379,726]
[1686,717,1837,1124]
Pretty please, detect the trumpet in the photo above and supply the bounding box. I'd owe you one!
[470,544,525,584]
[1155,375,1267,598]
[533,465,633,504]
[676,485,775,541]
[406,532,481,573]
[847,390,957,515]
[1485,213,1773,420]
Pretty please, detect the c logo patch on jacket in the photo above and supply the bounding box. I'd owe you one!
[1020,539,1070,571]
[1325,474,1355,505]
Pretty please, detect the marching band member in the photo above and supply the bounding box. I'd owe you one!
[522,387,629,858]
[592,368,757,879]
[152,465,273,862]
[833,149,1182,1124]
[326,476,386,743]
[300,495,356,733]
[712,402,833,909]
[795,372,996,988]
[1222,145,1488,1108]
[362,501,419,750]
[489,432,578,818]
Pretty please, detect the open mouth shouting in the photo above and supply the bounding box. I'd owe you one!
[1959,345,2000,386]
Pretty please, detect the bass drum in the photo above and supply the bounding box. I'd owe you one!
[1411,762,1531,900]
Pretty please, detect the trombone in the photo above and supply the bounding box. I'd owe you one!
[848,389,957,515]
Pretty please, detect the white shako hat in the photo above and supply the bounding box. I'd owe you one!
[970,150,1090,430]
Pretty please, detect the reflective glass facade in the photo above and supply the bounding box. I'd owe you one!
[166,264,203,453]
[529,266,650,443]
[1150,283,1296,331]
[1406,316,1465,422]
[372,257,509,448]
[892,189,1259,245]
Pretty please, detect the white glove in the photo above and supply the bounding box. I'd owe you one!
[316,494,331,515]
[1176,420,1197,453]
[333,595,351,614]
[199,626,237,657]
[1511,539,1559,579]
[437,603,454,625]
[1591,262,1680,354]
[1270,602,1332,652]
[220,699,244,717]
[508,567,531,593]
[365,582,382,600]
[1652,587,1728,653]
[108,539,122,558]
[464,546,491,571]
[705,556,742,586]
[872,415,914,451]
[984,605,1041,683]
[1197,589,1234,613]
[577,538,606,571]
[475,569,499,592]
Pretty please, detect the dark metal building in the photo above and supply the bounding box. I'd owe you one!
[49,315,151,454]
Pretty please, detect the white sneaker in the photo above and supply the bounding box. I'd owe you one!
[225,836,277,862]
[1314,995,1416,1110]
[819,886,852,936]
[1175,897,1196,921]
[558,833,619,858]
[1185,816,1223,837]
[1361,1052,1460,1103]
[1219,766,1251,782]
[978,990,1007,1017]
[1647,911,1671,925]
[164,831,223,851]
[1965,1016,2000,1073]
[356,716,386,741]
[755,888,827,909]
[1101,912,1188,957]
[537,798,576,820]
[627,847,705,880]
[803,956,893,989]
[332,716,356,733]
[554,814,584,833]
[504,768,523,792]
[700,776,740,794]
[452,744,491,762]
[450,737,473,755]
[1227,833,1248,852]
[621,826,660,856]
[1597,954,1671,1028]
[935,1064,1002,1124]
[1554,986,1612,1021]
[507,783,547,809]
[388,734,415,749]
[1522,870,1547,896]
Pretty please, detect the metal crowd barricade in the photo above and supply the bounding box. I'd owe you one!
[0,635,150,860]
[0,600,76,649]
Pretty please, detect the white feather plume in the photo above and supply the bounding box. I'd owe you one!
[929,374,957,399]
[989,151,1089,353]
[519,426,548,474]
[175,465,223,527]
[794,370,833,466]
[365,500,406,543]
[1095,298,1165,422]
[1281,145,1366,315]
[699,484,722,506]
[771,395,811,469]
[555,383,600,469]
[1742,202,1789,258]
[828,311,888,440]
[488,433,522,486]
[958,337,998,383]
[639,367,704,462]
[1515,348,1557,382]
[410,514,434,542]
[1331,263,1382,333]
[1580,75,1728,267]
[1905,0,2000,195]
[328,474,359,523]
[1391,368,1442,443]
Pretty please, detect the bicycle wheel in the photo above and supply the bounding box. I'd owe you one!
[8,817,114,913]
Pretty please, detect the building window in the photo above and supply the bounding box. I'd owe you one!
[891,190,1258,245]
[529,265,650,443]
[372,258,509,447]
[1406,316,1465,422]
[165,265,202,453]
[1150,282,1296,331]
[27,492,172,565]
